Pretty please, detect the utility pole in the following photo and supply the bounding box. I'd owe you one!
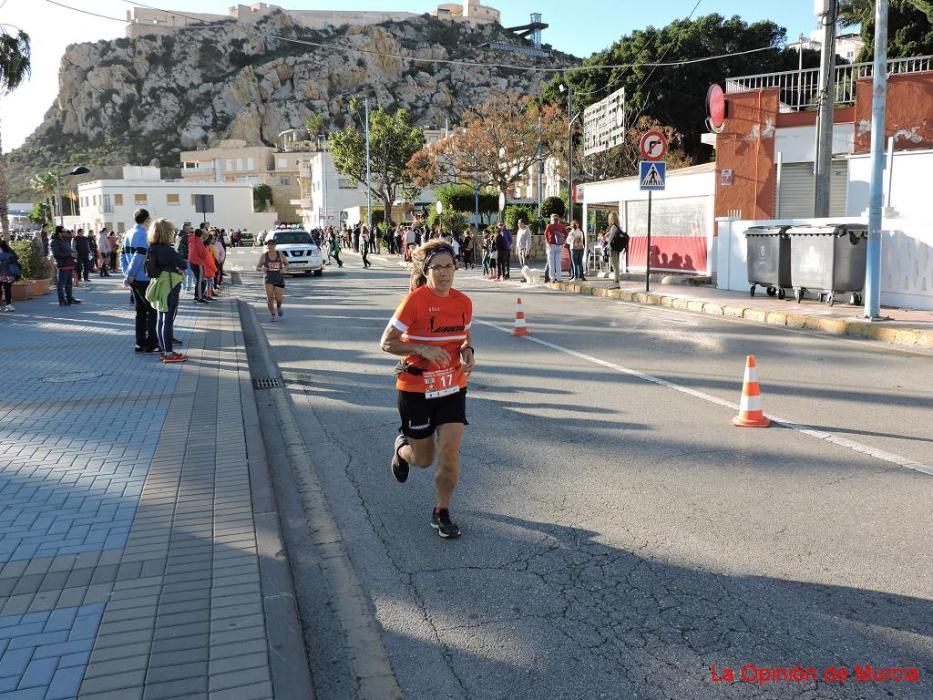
[566,82,573,222]
[864,0,888,319]
[364,97,372,231]
[813,0,837,217]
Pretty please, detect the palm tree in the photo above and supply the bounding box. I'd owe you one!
[0,28,32,239]
[30,171,58,226]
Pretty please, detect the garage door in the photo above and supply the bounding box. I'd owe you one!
[776,161,848,218]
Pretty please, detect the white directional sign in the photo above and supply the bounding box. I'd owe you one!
[582,86,626,157]
[639,161,666,191]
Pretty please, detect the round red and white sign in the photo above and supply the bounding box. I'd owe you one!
[707,84,726,133]
[639,130,667,161]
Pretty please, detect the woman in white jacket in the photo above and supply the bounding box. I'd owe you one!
[96,229,112,277]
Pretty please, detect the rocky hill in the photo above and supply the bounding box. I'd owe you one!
[5,9,576,200]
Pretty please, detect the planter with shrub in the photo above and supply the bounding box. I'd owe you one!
[10,238,52,298]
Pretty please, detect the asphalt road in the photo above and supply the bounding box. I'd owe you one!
[229,247,932,700]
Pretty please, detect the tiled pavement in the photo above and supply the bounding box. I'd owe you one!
[0,281,297,699]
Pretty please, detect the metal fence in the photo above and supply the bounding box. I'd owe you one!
[725,56,932,110]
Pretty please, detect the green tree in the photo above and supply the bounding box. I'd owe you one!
[504,204,542,234]
[1,28,31,240]
[330,102,425,225]
[541,14,822,165]
[541,196,566,219]
[28,201,51,225]
[435,184,498,221]
[30,171,58,222]
[839,0,933,60]
[253,184,273,212]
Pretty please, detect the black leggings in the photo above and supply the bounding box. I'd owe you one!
[1,281,11,305]
[157,286,180,355]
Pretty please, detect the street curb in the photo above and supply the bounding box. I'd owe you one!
[237,299,404,700]
[546,281,933,350]
[233,301,317,700]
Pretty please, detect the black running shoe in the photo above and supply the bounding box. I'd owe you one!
[391,433,409,483]
[431,508,461,539]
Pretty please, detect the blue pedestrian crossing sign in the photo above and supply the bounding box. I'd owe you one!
[639,161,666,191]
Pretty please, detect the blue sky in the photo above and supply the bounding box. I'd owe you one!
[2,0,822,151]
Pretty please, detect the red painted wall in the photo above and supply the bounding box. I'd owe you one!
[853,72,933,153]
[712,89,779,220]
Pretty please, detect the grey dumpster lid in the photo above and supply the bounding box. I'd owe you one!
[785,224,868,236]
[744,225,790,236]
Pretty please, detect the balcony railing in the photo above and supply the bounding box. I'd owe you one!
[725,55,931,111]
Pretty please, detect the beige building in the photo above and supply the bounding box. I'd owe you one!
[180,139,314,223]
[127,1,500,38]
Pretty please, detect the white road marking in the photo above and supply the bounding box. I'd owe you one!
[475,318,933,477]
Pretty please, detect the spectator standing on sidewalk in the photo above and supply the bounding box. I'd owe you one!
[51,226,80,306]
[544,213,568,283]
[108,231,119,271]
[122,208,158,352]
[515,220,532,272]
[73,229,92,283]
[566,220,587,281]
[144,218,187,363]
[96,228,111,277]
[188,228,210,303]
[496,223,512,280]
[202,234,218,300]
[0,240,20,312]
[604,212,628,286]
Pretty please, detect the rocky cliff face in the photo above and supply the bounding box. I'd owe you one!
[5,10,575,199]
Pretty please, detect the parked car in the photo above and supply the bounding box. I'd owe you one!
[269,228,323,276]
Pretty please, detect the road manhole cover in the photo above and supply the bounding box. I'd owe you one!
[42,371,104,383]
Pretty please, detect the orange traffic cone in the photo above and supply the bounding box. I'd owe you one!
[733,355,770,427]
[512,297,529,336]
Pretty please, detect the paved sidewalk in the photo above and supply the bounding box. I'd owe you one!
[0,279,309,699]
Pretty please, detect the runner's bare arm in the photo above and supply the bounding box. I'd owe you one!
[256,255,265,272]
[380,325,448,366]
[459,330,475,375]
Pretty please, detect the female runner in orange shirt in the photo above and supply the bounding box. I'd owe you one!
[380,240,475,538]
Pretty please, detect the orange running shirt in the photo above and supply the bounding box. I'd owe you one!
[390,285,473,394]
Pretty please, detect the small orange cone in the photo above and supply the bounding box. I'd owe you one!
[733,355,770,428]
[512,297,529,336]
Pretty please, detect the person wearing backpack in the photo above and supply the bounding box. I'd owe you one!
[0,240,21,312]
[604,212,629,286]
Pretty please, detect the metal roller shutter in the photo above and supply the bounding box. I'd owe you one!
[776,161,847,218]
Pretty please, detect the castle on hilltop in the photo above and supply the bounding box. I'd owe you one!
[126,0,501,38]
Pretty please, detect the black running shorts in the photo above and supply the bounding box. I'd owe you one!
[398,388,468,439]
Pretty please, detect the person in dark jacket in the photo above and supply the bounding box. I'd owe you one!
[0,240,20,312]
[147,218,188,362]
[50,226,80,305]
[73,229,92,282]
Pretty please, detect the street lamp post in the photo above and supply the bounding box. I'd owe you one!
[364,97,372,231]
[559,83,574,222]
[56,166,90,226]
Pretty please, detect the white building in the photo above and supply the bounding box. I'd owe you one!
[295,151,369,230]
[64,165,277,233]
